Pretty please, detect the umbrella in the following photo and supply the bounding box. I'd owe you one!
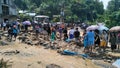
[98,26,109,31]
[86,25,98,31]
[109,26,120,32]
[112,59,120,68]
[23,21,31,25]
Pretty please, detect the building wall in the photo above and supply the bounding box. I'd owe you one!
[8,0,18,22]
[9,0,17,16]
[0,0,2,14]
[0,0,2,23]
[0,0,17,23]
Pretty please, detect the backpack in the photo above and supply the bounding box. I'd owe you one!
[13,28,18,34]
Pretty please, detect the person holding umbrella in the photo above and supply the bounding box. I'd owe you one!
[23,19,31,32]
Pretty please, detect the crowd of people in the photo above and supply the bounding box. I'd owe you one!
[0,19,120,54]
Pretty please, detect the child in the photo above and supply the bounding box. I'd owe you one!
[12,25,18,41]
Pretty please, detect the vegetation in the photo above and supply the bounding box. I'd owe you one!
[13,0,120,27]
[0,58,12,68]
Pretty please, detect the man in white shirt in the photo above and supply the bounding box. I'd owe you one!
[69,27,75,39]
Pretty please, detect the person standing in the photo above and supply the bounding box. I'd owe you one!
[109,33,117,52]
[83,31,88,53]
[95,31,100,47]
[117,31,120,50]
[24,19,31,32]
[74,28,80,45]
[16,19,21,32]
[63,27,68,41]
[50,27,56,43]
[58,27,63,40]
[6,20,10,30]
[35,24,40,39]
[8,27,13,41]
[69,27,75,39]
[100,31,108,51]
[3,21,6,31]
[87,30,95,53]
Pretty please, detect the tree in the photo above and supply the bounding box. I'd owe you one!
[106,0,120,27]
[71,0,104,22]
[14,0,104,23]
[107,0,120,13]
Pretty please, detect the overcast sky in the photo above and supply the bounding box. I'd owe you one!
[100,0,111,9]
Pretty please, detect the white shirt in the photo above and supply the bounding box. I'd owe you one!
[69,29,75,35]
[3,22,6,27]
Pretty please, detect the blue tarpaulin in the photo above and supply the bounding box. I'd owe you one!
[62,50,89,58]
[112,59,120,68]
[63,50,78,55]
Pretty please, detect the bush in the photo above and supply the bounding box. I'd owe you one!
[0,58,12,68]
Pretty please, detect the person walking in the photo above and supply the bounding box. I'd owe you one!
[12,25,18,41]
[8,27,13,41]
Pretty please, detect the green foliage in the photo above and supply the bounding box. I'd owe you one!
[0,58,12,68]
[19,14,32,21]
[71,0,104,22]
[105,0,120,27]
[14,0,120,28]
[107,0,120,13]
[14,0,104,23]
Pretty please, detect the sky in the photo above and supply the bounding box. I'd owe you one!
[100,0,111,9]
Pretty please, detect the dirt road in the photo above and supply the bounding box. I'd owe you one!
[0,41,100,68]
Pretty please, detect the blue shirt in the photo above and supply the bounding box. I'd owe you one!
[13,28,18,34]
[87,31,95,41]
